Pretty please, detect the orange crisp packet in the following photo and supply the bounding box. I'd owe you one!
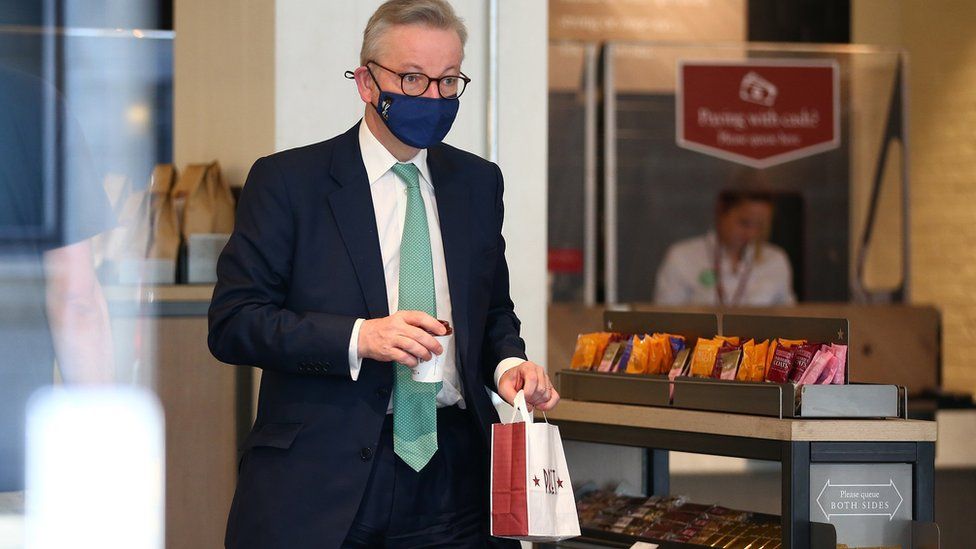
[738,339,771,381]
[736,340,756,381]
[626,334,652,374]
[689,338,722,378]
[653,333,685,370]
[750,339,771,381]
[715,336,741,347]
[570,332,613,371]
[643,335,666,375]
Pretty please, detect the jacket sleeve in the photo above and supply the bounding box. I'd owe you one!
[207,156,355,377]
[480,163,528,390]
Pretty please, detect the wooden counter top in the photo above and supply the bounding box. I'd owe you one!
[104,285,215,316]
[546,399,938,442]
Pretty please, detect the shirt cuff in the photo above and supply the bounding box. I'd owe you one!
[348,318,365,381]
[494,357,527,389]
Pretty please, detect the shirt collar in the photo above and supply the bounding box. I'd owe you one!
[707,230,758,265]
[358,119,433,188]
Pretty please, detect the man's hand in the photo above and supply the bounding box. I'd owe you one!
[498,361,560,412]
[358,311,447,367]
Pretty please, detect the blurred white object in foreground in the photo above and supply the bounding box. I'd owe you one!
[25,387,164,549]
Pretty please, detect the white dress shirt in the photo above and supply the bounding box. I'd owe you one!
[347,121,524,410]
[654,232,796,306]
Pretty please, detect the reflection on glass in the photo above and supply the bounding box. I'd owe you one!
[0,2,171,546]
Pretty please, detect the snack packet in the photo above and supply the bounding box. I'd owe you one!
[736,340,756,381]
[764,338,806,380]
[570,332,612,371]
[787,343,820,385]
[597,340,623,372]
[625,334,651,374]
[829,343,848,384]
[797,348,835,386]
[646,334,670,375]
[711,342,739,378]
[749,339,771,381]
[615,339,634,372]
[654,332,684,371]
[718,348,743,380]
[668,347,691,380]
[765,345,796,383]
[689,338,721,378]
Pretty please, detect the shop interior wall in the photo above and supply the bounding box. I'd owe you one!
[173,0,274,188]
[853,0,976,397]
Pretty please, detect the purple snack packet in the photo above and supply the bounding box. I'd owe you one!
[616,340,634,372]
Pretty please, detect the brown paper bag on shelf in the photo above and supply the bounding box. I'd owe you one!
[148,164,180,260]
[172,161,235,238]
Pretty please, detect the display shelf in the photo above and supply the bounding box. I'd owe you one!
[551,311,939,549]
[548,400,935,443]
[558,370,905,418]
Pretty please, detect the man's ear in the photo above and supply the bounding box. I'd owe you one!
[353,66,375,105]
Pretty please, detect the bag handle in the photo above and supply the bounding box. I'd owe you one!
[507,390,551,425]
[508,390,531,424]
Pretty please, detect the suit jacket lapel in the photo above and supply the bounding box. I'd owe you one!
[428,146,472,377]
[327,123,390,319]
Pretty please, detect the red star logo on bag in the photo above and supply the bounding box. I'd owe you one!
[557,478,564,489]
[533,476,540,486]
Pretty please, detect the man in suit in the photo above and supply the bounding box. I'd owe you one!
[208,1,559,547]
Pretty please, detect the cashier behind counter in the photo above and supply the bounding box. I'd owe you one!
[655,189,795,307]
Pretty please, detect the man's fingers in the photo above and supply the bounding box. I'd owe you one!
[521,367,539,402]
[535,387,560,411]
[403,325,443,355]
[397,336,431,362]
[389,348,417,367]
[401,311,446,335]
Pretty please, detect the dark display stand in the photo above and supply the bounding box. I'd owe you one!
[550,311,940,548]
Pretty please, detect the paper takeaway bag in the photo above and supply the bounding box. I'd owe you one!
[147,164,180,260]
[491,391,580,542]
[172,160,235,238]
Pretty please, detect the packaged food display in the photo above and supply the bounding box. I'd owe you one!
[576,490,782,548]
[566,330,845,389]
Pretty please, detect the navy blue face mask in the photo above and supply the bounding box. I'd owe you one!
[345,68,460,149]
[374,90,459,149]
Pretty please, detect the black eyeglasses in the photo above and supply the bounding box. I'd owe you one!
[367,60,470,99]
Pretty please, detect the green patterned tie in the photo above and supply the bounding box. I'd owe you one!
[390,162,440,472]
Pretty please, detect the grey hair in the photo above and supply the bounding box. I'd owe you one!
[360,0,468,66]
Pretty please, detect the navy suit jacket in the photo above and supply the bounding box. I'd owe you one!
[208,122,527,548]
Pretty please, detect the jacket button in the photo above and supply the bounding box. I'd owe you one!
[377,387,390,399]
[360,447,373,461]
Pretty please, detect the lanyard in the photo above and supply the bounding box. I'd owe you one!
[713,241,755,307]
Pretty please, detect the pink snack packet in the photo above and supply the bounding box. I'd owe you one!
[797,349,833,386]
[829,343,848,384]
[814,345,838,384]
